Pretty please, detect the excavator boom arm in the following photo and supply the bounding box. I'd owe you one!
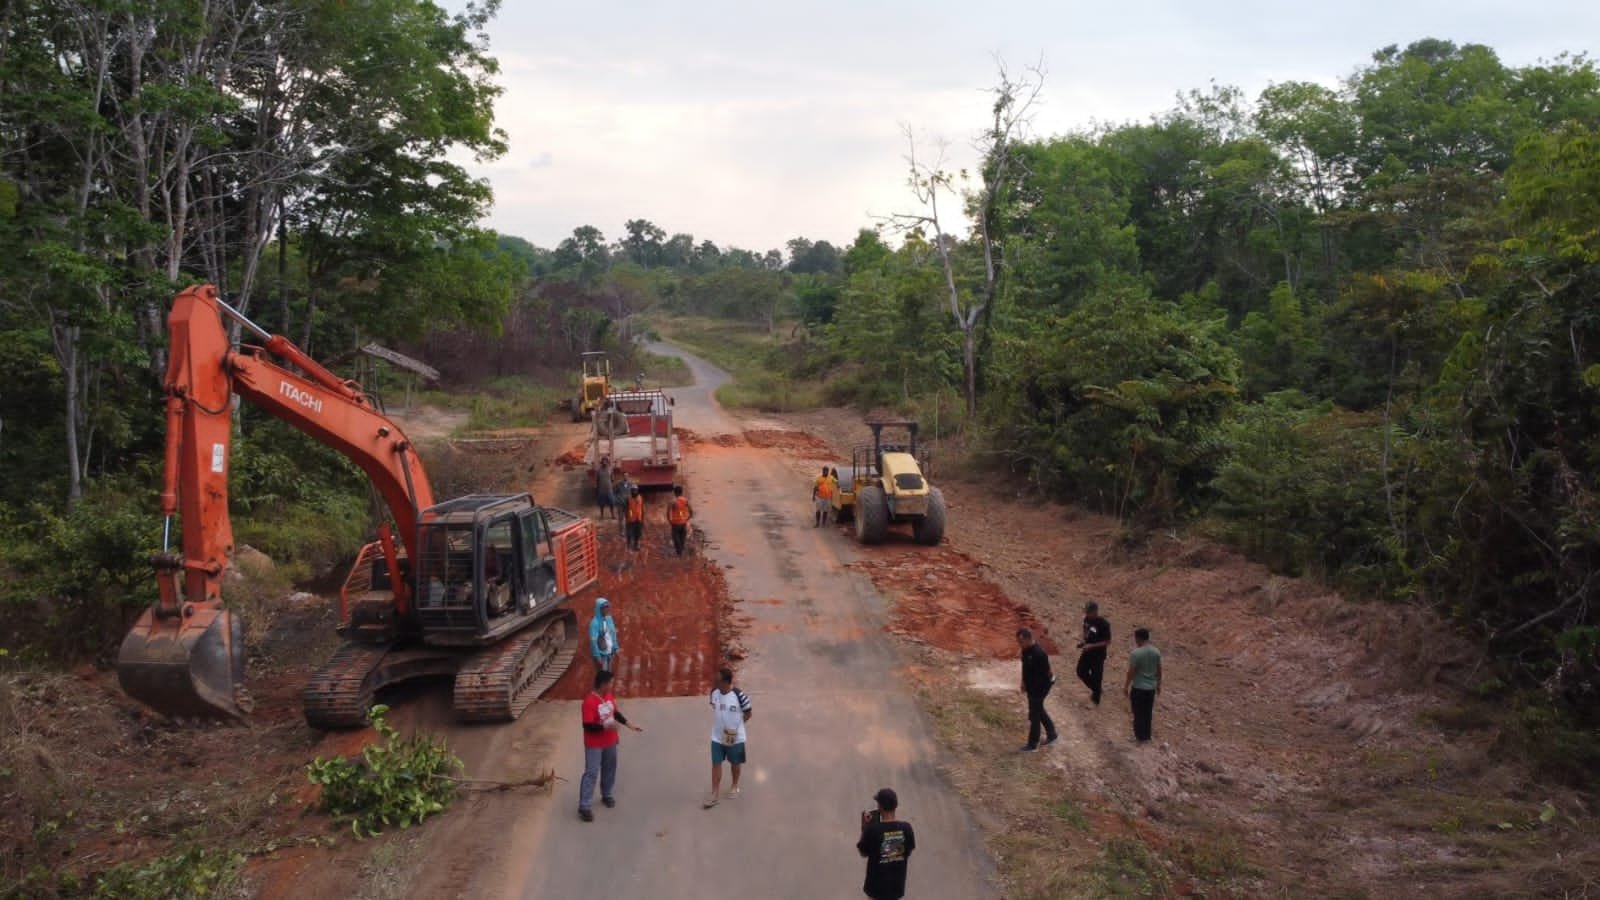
[118,284,434,720]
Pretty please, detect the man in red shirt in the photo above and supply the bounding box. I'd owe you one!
[579,670,643,821]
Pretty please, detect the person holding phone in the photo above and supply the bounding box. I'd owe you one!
[856,788,915,900]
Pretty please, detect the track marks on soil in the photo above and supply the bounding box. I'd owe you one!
[544,500,742,700]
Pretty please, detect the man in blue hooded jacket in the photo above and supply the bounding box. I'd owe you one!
[590,597,619,672]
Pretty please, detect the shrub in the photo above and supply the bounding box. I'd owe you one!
[0,482,160,661]
[306,705,462,837]
[1209,393,1403,592]
[91,847,243,900]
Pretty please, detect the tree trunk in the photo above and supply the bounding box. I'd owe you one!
[963,328,978,417]
[278,204,290,334]
[53,320,83,503]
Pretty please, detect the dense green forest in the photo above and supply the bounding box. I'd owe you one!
[1,4,1595,781]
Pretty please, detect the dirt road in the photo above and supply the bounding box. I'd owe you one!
[479,344,996,898]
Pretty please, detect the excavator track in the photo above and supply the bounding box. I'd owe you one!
[453,610,579,722]
[302,642,467,730]
[302,643,391,730]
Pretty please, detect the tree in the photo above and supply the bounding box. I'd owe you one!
[890,132,978,414]
[970,59,1045,399]
[553,225,611,284]
[787,238,842,275]
[0,0,512,500]
[893,61,1044,417]
[842,229,892,276]
[621,218,666,266]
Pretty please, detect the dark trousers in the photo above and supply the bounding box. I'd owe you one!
[1130,687,1156,741]
[1026,689,1056,747]
[626,520,642,550]
[1076,651,1105,703]
[671,524,688,556]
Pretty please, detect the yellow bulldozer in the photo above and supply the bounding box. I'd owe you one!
[570,351,612,422]
[833,418,945,546]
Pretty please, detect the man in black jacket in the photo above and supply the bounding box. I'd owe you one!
[1016,627,1058,751]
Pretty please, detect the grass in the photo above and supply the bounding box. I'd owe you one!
[647,315,827,412]
[1089,836,1171,897]
[1052,800,1091,832]
[915,678,1109,898]
[636,350,693,388]
[645,316,775,375]
[715,374,825,413]
[911,667,1295,898]
[357,832,424,900]
[408,376,567,431]
[462,376,565,431]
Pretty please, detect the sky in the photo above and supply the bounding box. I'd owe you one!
[462,1,1600,253]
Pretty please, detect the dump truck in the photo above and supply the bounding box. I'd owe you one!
[585,388,681,489]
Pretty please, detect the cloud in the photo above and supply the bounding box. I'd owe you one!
[465,0,1600,250]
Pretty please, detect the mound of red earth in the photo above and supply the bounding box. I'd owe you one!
[849,543,1056,657]
[742,429,835,458]
[553,445,587,468]
[545,516,740,700]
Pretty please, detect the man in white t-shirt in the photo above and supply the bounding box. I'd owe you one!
[704,667,753,808]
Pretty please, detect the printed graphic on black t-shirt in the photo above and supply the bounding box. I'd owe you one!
[861,819,916,899]
[878,829,907,863]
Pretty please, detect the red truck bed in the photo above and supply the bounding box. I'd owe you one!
[585,389,681,488]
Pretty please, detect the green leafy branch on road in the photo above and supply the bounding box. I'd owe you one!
[306,705,463,838]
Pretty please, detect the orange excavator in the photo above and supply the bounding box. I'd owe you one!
[117,284,598,728]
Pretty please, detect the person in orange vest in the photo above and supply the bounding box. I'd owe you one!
[625,485,645,551]
[666,484,695,557]
[812,465,835,527]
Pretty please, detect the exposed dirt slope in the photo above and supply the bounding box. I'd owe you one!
[773,408,1597,898]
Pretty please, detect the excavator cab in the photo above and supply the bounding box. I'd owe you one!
[411,494,565,644]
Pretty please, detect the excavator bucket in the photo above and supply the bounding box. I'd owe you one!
[116,605,250,720]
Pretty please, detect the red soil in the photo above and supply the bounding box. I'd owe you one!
[544,497,739,700]
[848,543,1057,658]
[742,429,835,458]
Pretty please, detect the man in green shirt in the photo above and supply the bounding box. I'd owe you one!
[1123,627,1162,743]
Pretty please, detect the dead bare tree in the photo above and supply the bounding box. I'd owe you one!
[972,58,1045,386]
[886,131,974,411]
[888,58,1045,418]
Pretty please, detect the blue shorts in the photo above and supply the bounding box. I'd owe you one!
[711,741,746,765]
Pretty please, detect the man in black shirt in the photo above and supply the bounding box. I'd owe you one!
[857,787,916,900]
[1016,627,1058,751]
[1076,601,1112,706]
